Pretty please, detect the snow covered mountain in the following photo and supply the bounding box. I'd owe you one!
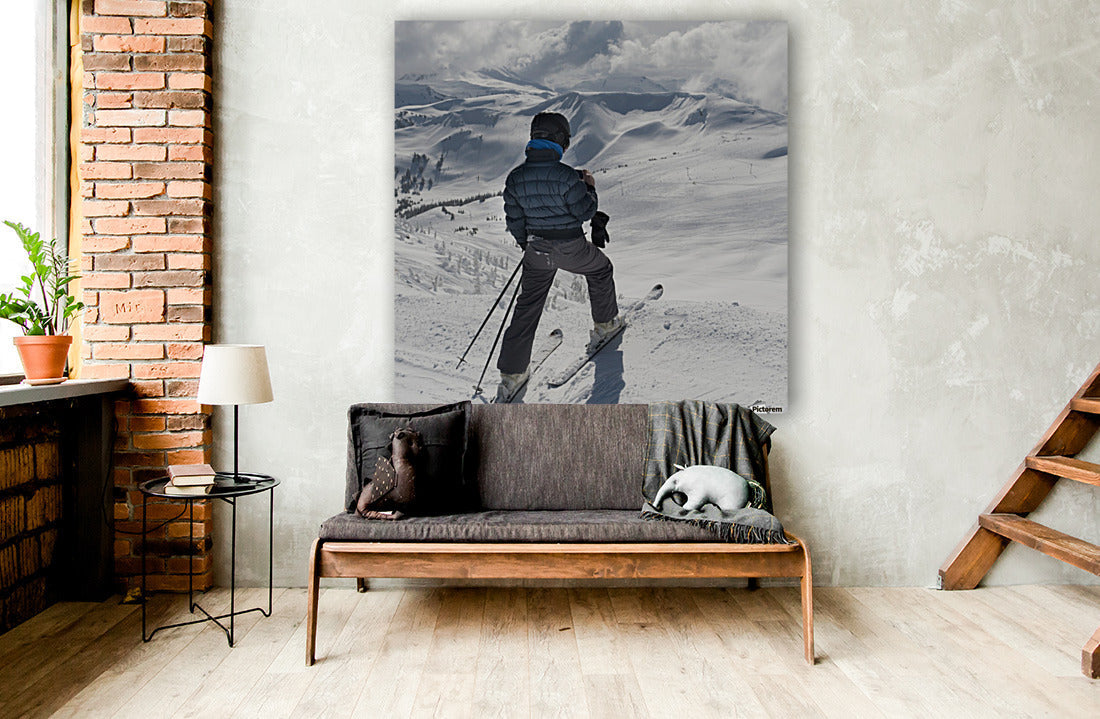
[393,69,788,405]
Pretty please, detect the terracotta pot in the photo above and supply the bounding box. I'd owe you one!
[13,335,72,382]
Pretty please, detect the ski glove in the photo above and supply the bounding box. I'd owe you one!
[591,211,610,248]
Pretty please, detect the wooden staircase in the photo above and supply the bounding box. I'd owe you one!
[940,360,1100,678]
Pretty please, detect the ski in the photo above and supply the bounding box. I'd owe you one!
[547,283,664,388]
[492,328,564,403]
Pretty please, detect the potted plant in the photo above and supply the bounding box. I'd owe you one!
[0,221,84,384]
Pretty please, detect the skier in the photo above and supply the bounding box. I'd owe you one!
[494,111,621,401]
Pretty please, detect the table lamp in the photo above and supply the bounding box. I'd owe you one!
[196,344,273,484]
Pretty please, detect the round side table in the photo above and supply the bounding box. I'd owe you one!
[139,472,279,646]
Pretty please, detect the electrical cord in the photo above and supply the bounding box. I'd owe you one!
[99,410,194,536]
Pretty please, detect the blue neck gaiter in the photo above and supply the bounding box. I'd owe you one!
[526,139,563,159]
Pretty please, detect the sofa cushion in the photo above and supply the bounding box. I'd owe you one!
[469,404,648,510]
[318,509,722,543]
[345,401,472,514]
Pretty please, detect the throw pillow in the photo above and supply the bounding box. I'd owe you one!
[346,401,472,515]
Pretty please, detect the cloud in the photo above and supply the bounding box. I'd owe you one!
[396,21,788,114]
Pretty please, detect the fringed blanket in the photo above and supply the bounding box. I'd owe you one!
[641,400,791,544]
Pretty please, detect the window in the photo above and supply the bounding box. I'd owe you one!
[0,3,69,375]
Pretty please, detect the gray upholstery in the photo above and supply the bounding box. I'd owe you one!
[469,403,647,510]
[319,509,719,542]
[348,403,648,511]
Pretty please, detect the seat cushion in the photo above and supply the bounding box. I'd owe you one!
[318,509,721,543]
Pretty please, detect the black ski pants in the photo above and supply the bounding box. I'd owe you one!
[496,236,618,375]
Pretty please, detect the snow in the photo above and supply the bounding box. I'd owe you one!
[394,71,787,406]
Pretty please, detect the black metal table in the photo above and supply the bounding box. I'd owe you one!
[139,472,279,646]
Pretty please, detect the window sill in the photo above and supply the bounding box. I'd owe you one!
[0,378,128,407]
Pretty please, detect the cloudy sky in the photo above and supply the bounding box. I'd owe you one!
[396,21,788,114]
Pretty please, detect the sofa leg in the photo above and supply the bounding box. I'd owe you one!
[306,538,321,666]
[356,578,369,593]
[798,538,815,664]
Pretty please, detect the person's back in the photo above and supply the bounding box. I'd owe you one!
[493,112,621,402]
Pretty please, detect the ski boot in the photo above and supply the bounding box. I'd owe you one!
[588,315,624,350]
[494,371,529,403]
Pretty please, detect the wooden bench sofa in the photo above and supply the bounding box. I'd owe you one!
[306,402,813,665]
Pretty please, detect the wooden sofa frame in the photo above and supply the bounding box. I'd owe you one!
[306,536,814,666]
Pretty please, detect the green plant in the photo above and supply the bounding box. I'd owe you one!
[0,221,84,336]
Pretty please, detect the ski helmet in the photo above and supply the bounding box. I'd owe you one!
[530,112,571,150]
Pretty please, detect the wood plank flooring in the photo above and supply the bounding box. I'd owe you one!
[1,584,1098,718]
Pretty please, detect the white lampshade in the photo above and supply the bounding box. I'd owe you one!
[196,344,274,405]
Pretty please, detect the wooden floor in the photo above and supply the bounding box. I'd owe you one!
[1,584,1098,718]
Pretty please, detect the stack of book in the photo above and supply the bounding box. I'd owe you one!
[165,463,217,496]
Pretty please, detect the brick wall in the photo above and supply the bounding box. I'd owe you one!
[0,407,63,632]
[77,0,214,593]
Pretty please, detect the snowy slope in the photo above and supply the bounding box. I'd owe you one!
[393,70,787,405]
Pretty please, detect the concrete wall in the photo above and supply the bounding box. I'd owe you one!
[214,0,1100,588]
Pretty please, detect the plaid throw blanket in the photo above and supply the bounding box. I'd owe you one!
[641,401,790,544]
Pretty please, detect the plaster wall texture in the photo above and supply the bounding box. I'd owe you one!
[214,0,1100,588]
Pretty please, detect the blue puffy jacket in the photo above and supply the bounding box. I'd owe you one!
[503,146,598,243]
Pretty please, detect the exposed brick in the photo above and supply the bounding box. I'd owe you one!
[166,554,211,575]
[93,0,167,17]
[96,181,165,199]
[82,273,132,290]
[129,416,167,432]
[131,398,200,414]
[82,324,130,341]
[165,521,207,540]
[132,234,204,253]
[82,200,130,217]
[132,161,204,180]
[94,92,134,109]
[131,324,204,342]
[167,145,211,163]
[93,35,166,53]
[166,36,206,53]
[82,16,133,34]
[0,447,34,491]
[131,199,205,216]
[95,72,165,90]
[95,254,166,272]
[132,270,204,288]
[83,235,131,253]
[79,144,96,163]
[132,17,209,35]
[166,287,207,305]
[166,449,206,465]
[81,180,95,197]
[93,343,165,360]
[133,53,204,72]
[166,305,203,322]
[82,52,130,71]
[135,127,211,146]
[167,254,206,271]
[167,73,211,91]
[80,362,131,379]
[92,217,167,235]
[168,109,205,127]
[95,144,168,162]
[168,1,208,18]
[165,343,203,361]
[95,108,167,127]
[83,127,131,144]
[130,380,166,397]
[165,414,206,431]
[134,90,206,110]
[167,217,206,233]
[113,451,166,468]
[98,289,166,324]
[166,180,209,198]
[81,162,132,180]
[132,430,203,449]
[164,379,199,397]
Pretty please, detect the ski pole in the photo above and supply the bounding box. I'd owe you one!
[473,278,521,395]
[456,258,523,369]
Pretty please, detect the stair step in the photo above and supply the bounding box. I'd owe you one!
[979,513,1100,575]
[1070,397,1100,415]
[1025,455,1100,487]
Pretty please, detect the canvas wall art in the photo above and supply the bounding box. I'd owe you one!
[394,20,788,407]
